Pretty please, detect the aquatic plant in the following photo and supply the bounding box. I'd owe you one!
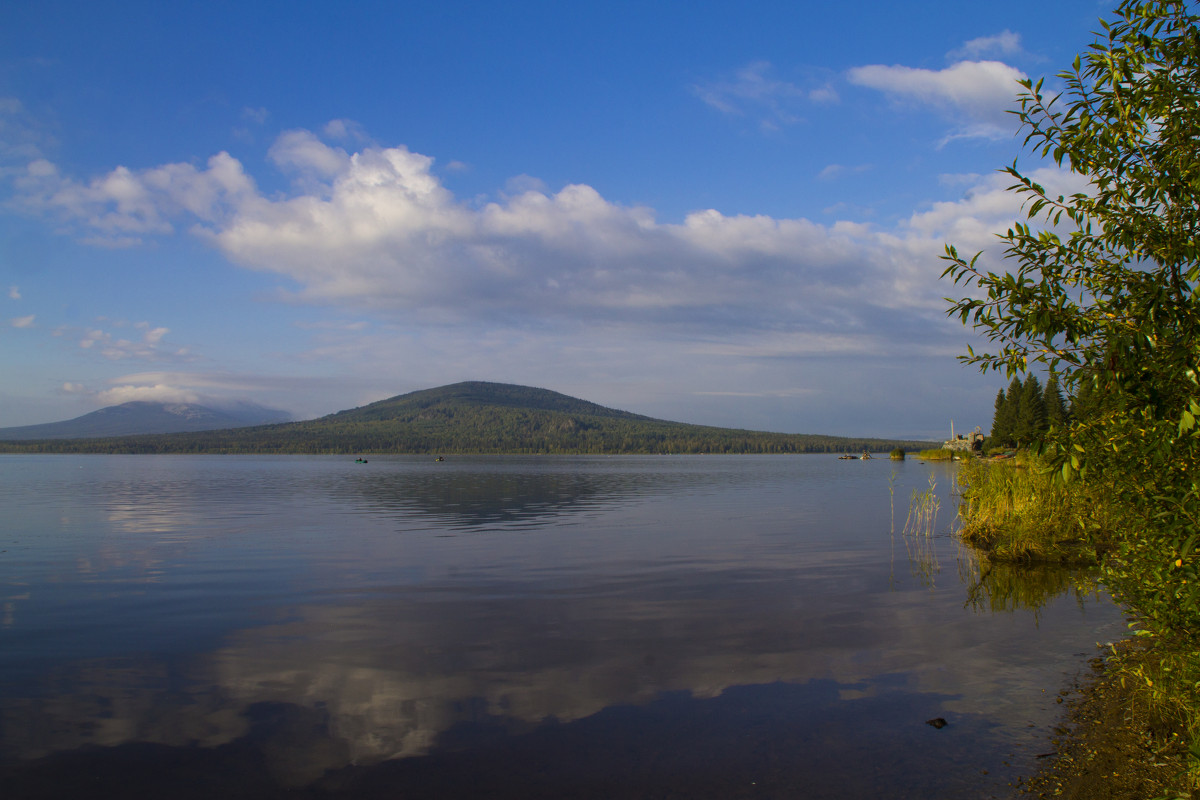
[903,474,942,586]
[953,454,1114,564]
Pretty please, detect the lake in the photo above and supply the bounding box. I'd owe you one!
[0,454,1124,799]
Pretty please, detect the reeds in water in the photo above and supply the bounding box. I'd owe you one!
[902,474,941,586]
[954,455,1112,564]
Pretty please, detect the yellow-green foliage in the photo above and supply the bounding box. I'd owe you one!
[955,455,1114,564]
[917,448,957,461]
[1113,637,1200,792]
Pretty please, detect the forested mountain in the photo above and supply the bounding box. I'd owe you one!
[0,381,935,455]
[0,400,292,440]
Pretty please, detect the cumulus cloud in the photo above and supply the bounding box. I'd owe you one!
[692,61,836,131]
[322,118,368,142]
[16,152,256,245]
[269,129,352,179]
[10,314,34,328]
[847,60,1026,140]
[8,286,20,300]
[14,124,1059,366]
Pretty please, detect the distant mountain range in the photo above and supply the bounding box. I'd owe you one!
[0,401,292,440]
[0,382,936,454]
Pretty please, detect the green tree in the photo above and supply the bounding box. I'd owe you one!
[1043,374,1068,428]
[990,376,1023,448]
[1015,374,1047,445]
[988,388,1007,447]
[942,0,1200,642]
[1067,373,1110,423]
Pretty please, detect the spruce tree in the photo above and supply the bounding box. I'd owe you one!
[1068,375,1103,423]
[1016,375,1047,445]
[989,388,1007,448]
[1043,374,1067,428]
[991,377,1023,448]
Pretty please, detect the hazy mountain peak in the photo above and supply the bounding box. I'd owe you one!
[0,401,293,440]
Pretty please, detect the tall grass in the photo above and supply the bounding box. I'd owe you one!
[954,454,1114,564]
[955,453,1198,791]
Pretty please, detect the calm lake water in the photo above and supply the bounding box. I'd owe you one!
[0,454,1124,799]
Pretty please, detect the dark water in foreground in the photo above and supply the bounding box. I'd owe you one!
[0,454,1124,799]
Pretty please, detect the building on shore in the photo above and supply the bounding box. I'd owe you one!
[944,421,984,452]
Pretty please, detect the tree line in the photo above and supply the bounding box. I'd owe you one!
[986,374,1067,449]
[0,406,935,456]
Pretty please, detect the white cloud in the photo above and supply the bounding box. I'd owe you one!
[95,383,202,406]
[14,124,1066,372]
[269,129,351,179]
[73,322,188,361]
[948,31,1027,61]
[16,152,256,244]
[692,61,835,131]
[76,371,330,418]
[241,106,269,125]
[847,60,1026,140]
[323,118,368,142]
[141,325,169,344]
[818,163,871,181]
[10,314,34,328]
[54,372,255,412]
[8,286,19,300]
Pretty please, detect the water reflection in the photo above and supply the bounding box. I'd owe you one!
[961,557,1104,615]
[332,457,728,530]
[0,455,1124,799]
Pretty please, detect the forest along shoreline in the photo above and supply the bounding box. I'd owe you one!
[954,454,1197,799]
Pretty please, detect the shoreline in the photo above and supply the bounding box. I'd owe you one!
[1016,638,1191,799]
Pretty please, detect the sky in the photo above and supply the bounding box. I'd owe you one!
[0,1,1113,439]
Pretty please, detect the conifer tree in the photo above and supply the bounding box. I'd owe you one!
[1043,374,1068,428]
[989,388,1007,446]
[1016,375,1047,445]
[990,377,1023,448]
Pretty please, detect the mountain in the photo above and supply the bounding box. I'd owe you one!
[0,381,936,454]
[0,401,293,440]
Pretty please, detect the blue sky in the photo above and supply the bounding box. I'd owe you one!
[1,1,1109,438]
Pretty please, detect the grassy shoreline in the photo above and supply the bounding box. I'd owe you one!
[952,454,1198,797]
[1017,638,1194,799]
